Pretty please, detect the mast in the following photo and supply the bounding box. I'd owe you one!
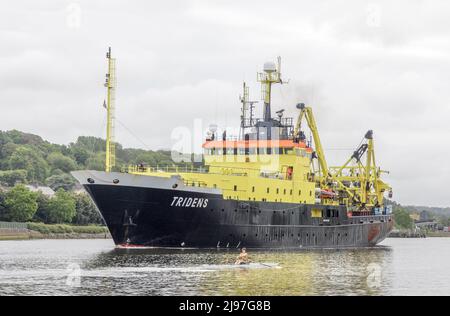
[239,82,256,139]
[104,47,116,172]
[257,56,283,122]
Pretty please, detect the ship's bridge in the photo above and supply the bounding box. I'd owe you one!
[202,138,314,182]
[202,139,312,155]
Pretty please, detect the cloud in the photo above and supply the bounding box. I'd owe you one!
[1,0,450,206]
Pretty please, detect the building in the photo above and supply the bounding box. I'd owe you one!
[25,185,55,197]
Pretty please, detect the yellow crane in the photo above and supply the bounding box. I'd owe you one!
[294,103,391,209]
[104,47,116,172]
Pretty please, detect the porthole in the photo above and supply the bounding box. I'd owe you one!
[87,178,95,184]
[172,183,178,189]
[113,179,119,184]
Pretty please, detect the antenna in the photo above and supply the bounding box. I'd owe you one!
[104,47,116,172]
[239,81,258,139]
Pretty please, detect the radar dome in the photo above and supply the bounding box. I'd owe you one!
[263,61,277,73]
[209,124,218,133]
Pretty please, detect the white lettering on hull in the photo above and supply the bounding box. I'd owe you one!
[171,197,208,208]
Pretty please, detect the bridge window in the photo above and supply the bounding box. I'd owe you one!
[266,148,272,154]
[283,189,286,195]
[267,188,270,193]
[276,188,279,194]
[225,148,235,155]
[252,186,255,193]
[272,148,281,154]
[233,185,237,191]
[290,189,293,195]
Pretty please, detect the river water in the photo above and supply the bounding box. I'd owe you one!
[0,238,448,295]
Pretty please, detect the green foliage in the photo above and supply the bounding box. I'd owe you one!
[46,189,76,224]
[47,152,77,173]
[32,191,51,223]
[45,174,77,191]
[0,130,190,225]
[0,169,27,186]
[72,193,103,225]
[9,146,49,183]
[85,152,105,171]
[70,146,89,165]
[393,206,413,229]
[27,222,107,235]
[4,184,38,222]
[0,189,7,221]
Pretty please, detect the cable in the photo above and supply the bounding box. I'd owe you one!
[115,118,152,150]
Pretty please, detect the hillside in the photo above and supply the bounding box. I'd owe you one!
[0,129,197,191]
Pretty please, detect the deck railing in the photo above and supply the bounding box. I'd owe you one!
[124,165,209,174]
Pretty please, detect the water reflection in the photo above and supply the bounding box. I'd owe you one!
[84,246,393,295]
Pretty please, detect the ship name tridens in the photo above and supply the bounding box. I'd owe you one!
[171,197,208,208]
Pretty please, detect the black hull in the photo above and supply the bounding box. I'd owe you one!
[83,183,393,249]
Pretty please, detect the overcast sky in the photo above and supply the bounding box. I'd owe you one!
[1,0,450,206]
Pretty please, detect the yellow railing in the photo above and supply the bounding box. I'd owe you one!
[123,165,209,174]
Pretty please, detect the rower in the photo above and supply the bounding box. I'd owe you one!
[235,248,250,265]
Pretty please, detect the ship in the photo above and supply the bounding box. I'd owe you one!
[72,49,394,249]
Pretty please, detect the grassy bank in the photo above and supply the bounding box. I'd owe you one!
[27,222,108,235]
[427,231,450,237]
[0,221,110,240]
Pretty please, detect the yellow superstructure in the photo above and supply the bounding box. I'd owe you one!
[108,54,391,211]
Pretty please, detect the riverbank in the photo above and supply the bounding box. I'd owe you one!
[0,221,110,241]
[389,229,450,238]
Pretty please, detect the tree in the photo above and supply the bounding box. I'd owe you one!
[393,207,413,229]
[46,189,76,223]
[33,191,51,223]
[4,184,38,222]
[70,146,89,165]
[47,152,77,173]
[0,189,7,221]
[9,146,49,183]
[85,152,105,171]
[73,193,103,225]
[0,169,27,186]
[46,174,77,191]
